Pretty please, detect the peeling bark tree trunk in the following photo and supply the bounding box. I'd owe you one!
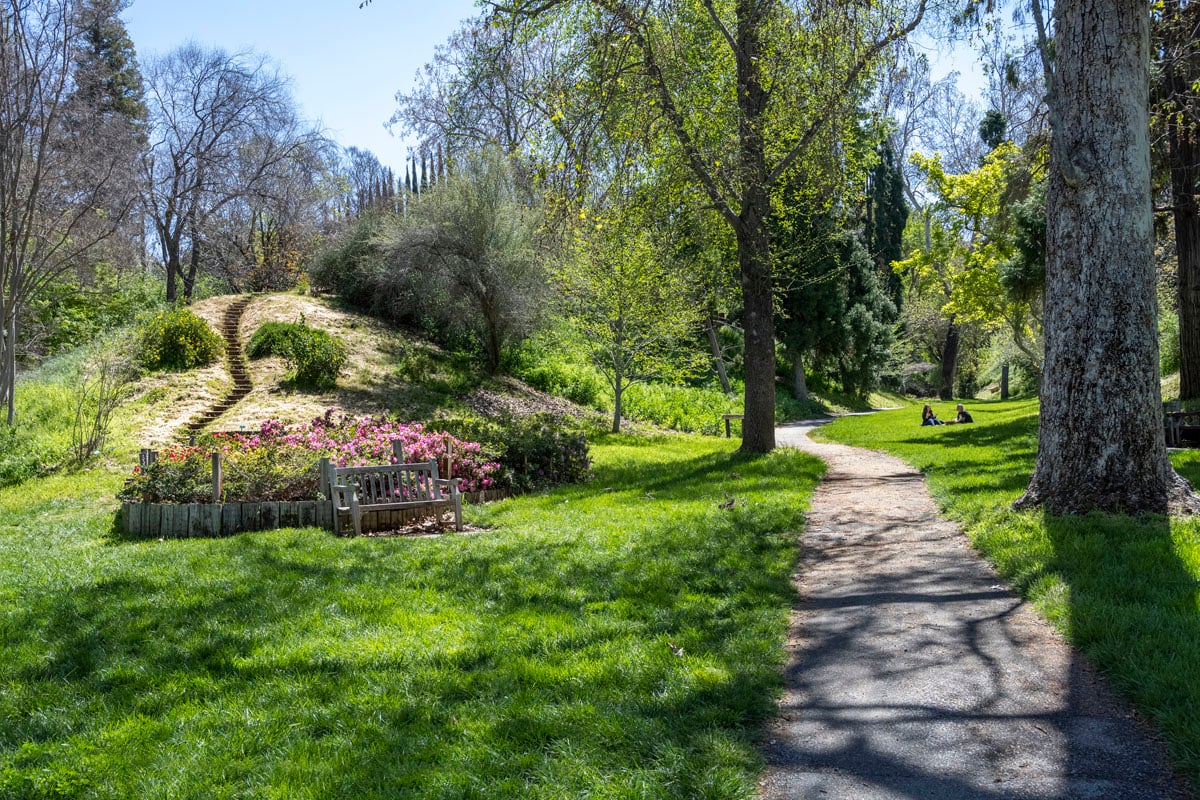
[1016,0,1196,514]
[939,319,959,401]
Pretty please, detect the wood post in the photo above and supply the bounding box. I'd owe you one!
[318,457,331,500]
[211,451,222,503]
[391,439,406,463]
[139,448,157,467]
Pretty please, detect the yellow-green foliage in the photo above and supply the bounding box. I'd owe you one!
[895,143,1045,330]
[137,308,224,371]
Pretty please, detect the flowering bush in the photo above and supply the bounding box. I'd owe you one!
[119,411,501,503]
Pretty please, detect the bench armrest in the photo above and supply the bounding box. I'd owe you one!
[330,483,359,506]
[433,477,461,494]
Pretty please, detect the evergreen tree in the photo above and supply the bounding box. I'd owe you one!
[69,0,147,125]
[866,140,908,309]
[978,109,1008,151]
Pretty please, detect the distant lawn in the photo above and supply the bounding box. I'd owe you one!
[817,400,1200,789]
[0,435,822,799]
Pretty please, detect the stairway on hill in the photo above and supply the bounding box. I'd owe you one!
[185,295,254,436]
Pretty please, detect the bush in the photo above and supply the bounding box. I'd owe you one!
[507,331,608,409]
[434,412,592,491]
[245,321,295,359]
[0,425,57,487]
[23,266,164,360]
[137,308,224,371]
[247,318,347,390]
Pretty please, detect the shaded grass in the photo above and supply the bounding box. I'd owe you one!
[0,435,822,799]
[816,399,1200,788]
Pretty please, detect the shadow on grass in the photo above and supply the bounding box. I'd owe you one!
[0,443,819,797]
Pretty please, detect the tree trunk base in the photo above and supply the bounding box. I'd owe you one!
[1013,469,1200,515]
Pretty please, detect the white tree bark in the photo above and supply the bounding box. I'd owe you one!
[1016,0,1197,513]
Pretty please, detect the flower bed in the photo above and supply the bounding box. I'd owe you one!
[119,411,501,504]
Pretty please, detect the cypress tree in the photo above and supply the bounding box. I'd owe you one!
[867,140,909,309]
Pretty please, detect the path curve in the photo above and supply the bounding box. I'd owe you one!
[760,420,1189,799]
[185,294,254,436]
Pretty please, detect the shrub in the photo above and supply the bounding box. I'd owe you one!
[137,308,224,371]
[247,318,347,390]
[0,425,57,487]
[434,412,592,491]
[245,321,295,359]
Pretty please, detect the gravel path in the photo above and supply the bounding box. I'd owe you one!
[760,420,1190,800]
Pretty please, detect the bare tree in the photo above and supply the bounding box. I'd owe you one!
[0,0,134,425]
[142,44,321,302]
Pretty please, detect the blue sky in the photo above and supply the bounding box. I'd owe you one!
[123,1,988,173]
[123,0,480,171]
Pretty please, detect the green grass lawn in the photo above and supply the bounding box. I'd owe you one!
[0,435,822,799]
[817,399,1200,787]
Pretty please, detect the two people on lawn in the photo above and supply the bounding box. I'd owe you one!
[922,403,974,427]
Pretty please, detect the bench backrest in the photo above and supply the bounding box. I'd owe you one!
[329,459,444,505]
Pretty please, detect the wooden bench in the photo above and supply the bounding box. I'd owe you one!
[722,413,744,438]
[1165,409,1200,448]
[320,451,462,536]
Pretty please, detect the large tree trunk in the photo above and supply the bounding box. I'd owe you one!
[735,0,775,454]
[706,313,733,395]
[1165,2,1200,400]
[1016,0,1195,514]
[938,319,959,401]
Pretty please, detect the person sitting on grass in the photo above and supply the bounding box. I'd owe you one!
[945,403,975,425]
[921,404,944,426]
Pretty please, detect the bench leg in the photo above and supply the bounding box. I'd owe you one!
[453,492,463,532]
[332,503,341,535]
[350,495,362,536]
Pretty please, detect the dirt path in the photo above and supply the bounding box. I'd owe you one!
[760,420,1189,799]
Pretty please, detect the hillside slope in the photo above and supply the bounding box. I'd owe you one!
[129,292,599,448]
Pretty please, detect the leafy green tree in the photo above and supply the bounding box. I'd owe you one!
[558,205,706,433]
[490,0,928,452]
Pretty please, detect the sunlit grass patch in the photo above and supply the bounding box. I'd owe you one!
[0,433,822,798]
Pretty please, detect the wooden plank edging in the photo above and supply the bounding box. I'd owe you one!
[121,485,521,538]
